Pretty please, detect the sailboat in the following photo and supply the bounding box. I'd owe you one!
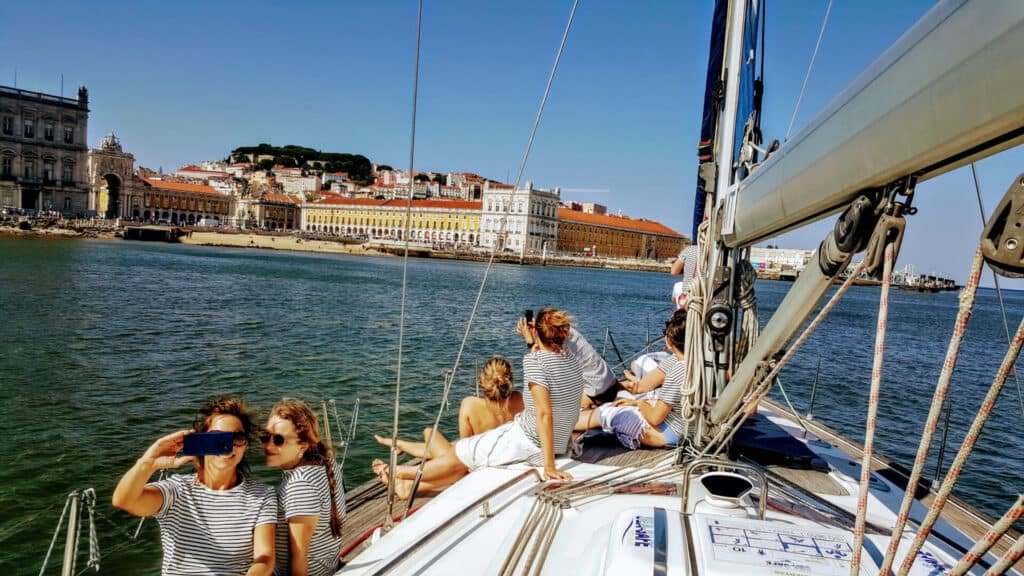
[336,1,1024,574]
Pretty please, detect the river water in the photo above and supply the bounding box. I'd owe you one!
[0,236,1021,574]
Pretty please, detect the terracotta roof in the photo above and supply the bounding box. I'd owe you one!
[262,192,302,205]
[312,196,481,210]
[141,176,224,197]
[557,207,683,237]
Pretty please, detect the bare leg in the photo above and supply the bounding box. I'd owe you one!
[374,432,451,460]
[373,457,469,498]
[574,409,600,432]
[639,427,668,448]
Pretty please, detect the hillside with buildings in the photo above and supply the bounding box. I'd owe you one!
[0,84,689,261]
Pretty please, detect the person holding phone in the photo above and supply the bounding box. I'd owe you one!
[112,396,276,576]
[262,399,345,576]
[372,307,586,497]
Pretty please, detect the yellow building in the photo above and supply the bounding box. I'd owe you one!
[557,207,688,259]
[303,196,482,245]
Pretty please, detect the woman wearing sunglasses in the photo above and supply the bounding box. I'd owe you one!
[112,396,277,576]
[262,398,344,576]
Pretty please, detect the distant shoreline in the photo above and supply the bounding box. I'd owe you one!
[1,224,673,273]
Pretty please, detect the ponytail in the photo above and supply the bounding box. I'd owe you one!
[316,441,344,539]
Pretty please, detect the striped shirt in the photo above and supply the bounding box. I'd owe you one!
[151,474,277,576]
[515,348,586,455]
[656,354,678,375]
[655,357,689,439]
[275,463,346,576]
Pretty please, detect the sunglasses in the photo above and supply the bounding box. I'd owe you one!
[259,431,289,446]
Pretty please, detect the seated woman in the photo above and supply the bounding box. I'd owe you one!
[372,308,586,497]
[620,308,688,396]
[576,309,689,448]
[112,396,276,576]
[263,398,345,576]
[374,356,523,458]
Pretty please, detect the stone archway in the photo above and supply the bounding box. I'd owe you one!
[101,173,122,218]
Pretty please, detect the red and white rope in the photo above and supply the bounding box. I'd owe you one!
[983,534,1023,576]
[950,494,1024,576]
[897,314,1024,576]
[878,247,985,576]
[850,242,894,575]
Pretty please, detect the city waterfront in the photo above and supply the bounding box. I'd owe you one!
[0,236,1021,574]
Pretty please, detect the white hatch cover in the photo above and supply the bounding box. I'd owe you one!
[692,514,857,575]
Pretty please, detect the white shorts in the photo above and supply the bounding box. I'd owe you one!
[453,421,539,471]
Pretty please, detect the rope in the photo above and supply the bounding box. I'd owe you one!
[38,492,73,576]
[877,247,985,576]
[384,0,425,530]
[850,241,894,575]
[949,494,1024,576]
[83,489,100,572]
[682,221,709,438]
[970,163,1024,419]
[700,260,866,456]
[897,314,1024,576]
[983,534,1023,576]
[785,0,833,140]
[403,369,456,519]
[437,0,580,419]
[773,376,808,433]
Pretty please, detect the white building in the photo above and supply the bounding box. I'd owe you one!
[275,173,319,196]
[749,247,814,271]
[479,180,560,256]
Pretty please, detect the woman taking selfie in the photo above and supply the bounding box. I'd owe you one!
[263,398,345,576]
[112,396,276,576]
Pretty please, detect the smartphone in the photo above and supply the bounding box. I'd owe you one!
[181,431,234,456]
[524,309,534,324]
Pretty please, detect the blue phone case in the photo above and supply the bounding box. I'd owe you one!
[181,431,234,456]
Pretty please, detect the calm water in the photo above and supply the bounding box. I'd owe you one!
[0,236,1021,574]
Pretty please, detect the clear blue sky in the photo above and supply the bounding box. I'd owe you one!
[4,0,1022,286]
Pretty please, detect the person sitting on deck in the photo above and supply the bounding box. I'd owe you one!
[372,308,586,498]
[517,311,617,408]
[373,356,524,458]
[262,398,345,576]
[112,396,276,576]
[575,308,689,448]
[619,308,689,398]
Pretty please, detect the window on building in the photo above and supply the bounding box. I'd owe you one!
[44,124,54,141]
[64,196,71,210]
[43,160,55,182]
[23,120,34,139]
[1,156,11,177]
[23,160,35,179]
[63,127,73,144]
[62,164,73,184]
[2,116,12,135]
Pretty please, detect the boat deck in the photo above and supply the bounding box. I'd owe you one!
[338,401,1022,572]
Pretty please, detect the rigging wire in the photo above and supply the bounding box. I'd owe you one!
[421,0,581,466]
[970,162,1024,419]
[384,0,424,530]
[785,0,832,140]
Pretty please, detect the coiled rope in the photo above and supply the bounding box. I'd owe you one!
[850,241,894,575]
[877,247,985,576]
[949,494,1023,576]
[699,259,866,456]
[897,315,1024,575]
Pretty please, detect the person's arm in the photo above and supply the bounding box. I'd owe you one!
[112,429,193,517]
[623,367,666,395]
[529,383,572,481]
[637,400,673,426]
[670,258,685,276]
[286,516,318,576]
[247,523,276,576]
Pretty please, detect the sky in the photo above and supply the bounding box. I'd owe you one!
[4,0,1022,286]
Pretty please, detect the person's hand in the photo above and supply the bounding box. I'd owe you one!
[624,369,638,383]
[614,398,639,407]
[622,378,639,395]
[516,317,534,346]
[141,430,197,470]
[543,466,573,481]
